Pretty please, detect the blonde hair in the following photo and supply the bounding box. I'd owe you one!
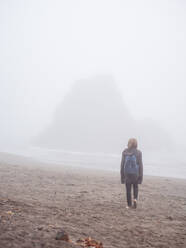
[128,138,138,149]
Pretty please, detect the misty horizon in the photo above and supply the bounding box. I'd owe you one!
[0,0,186,160]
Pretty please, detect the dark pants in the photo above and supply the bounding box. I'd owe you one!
[125,183,138,206]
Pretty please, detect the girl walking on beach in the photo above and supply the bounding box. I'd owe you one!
[120,138,143,209]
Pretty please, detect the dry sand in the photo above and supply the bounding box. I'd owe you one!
[0,153,186,248]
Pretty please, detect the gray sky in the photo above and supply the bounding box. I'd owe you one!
[0,0,186,148]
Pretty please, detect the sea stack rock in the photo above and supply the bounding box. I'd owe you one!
[37,75,135,153]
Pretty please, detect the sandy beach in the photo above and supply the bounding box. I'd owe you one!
[0,153,186,248]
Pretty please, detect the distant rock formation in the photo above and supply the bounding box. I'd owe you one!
[37,75,173,153]
[136,118,173,152]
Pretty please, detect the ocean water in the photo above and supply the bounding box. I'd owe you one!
[10,146,186,179]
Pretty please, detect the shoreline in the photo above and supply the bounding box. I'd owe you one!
[0,151,186,180]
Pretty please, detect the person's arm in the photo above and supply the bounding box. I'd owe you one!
[120,152,125,184]
[138,151,143,184]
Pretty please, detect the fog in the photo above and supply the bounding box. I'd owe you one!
[36,75,173,153]
[0,1,186,174]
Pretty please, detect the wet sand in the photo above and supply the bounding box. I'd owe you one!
[0,153,186,248]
